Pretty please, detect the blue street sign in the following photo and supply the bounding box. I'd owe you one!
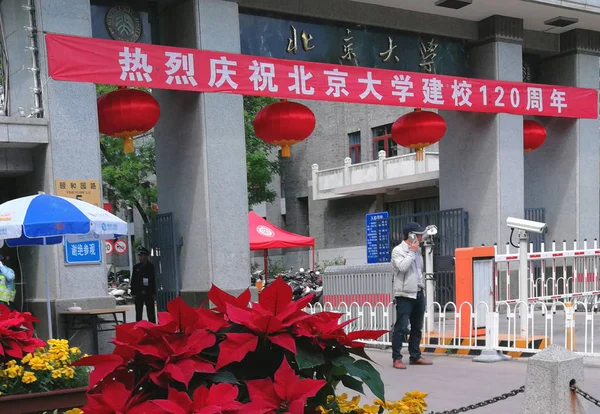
[64,240,102,265]
[366,212,390,264]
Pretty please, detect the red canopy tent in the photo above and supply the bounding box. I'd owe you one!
[248,211,315,282]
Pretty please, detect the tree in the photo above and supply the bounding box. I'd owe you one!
[244,96,281,207]
[97,85,279,222]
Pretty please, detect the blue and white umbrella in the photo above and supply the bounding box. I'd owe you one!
[0,194,128,338]
[0,194,127,242]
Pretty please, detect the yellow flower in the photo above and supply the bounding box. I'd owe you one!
[28,356,47,371]
[6,365,23,379]
[21,371,36,384]
[6,360,16,368]
[66,409,84,414]
[317,407,331,414]
[337,394,361,413]
[70,347,81,355]
[21,353,33,364]
[403,391,428,400]
[336,393,349,402]
[358,405,380,414]
[52,369,62,379]
[375,398,393,409]
[61,367,75,379]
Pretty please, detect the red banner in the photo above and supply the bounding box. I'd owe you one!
[46,34,598,119]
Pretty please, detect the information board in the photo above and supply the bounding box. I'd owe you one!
[366,212,390,264]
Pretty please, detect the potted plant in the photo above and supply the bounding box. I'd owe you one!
[73,278,428,413]
[0,305,89,414]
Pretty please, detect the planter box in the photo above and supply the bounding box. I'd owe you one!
[0,387,87,414]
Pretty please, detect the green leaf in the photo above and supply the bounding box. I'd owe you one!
[296,342,326,369]
[348,346,376,362]
[210,371,239,384]
[341,375,365,395]
[354,360,385,401]
[332,356,385,401]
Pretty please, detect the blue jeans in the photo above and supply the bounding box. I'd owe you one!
[391,290,425,362]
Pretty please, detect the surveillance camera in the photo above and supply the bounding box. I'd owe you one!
[422,225,438,241]
[506,217,547,234]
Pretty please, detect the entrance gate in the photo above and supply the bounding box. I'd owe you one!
[143,213,179,312]
[377,208,469,306]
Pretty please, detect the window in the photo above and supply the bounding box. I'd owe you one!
[348,132,361,164]
[371,123,398,159]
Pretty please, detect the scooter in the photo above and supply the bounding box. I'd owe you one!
[109,279,133,305]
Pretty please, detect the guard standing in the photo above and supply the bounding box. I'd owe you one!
[131,247,156,323]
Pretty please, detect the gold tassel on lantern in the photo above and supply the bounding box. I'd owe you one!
[123,136,135,154]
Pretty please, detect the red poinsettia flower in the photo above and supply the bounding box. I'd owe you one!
[0,305,46,360]
[75,298,216,391]
[246,358,326,414]
[220,278,313,354]
[152,384,244,414]
[295,312,387,349]
[83,382,162,414]
[216,333,259,370]
[208,285,252,314]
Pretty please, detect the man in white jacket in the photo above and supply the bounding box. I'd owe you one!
[390,222,433,369]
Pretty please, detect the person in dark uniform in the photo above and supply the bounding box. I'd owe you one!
[131,247,156,323]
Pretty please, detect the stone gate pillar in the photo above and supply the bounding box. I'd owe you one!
[30,0,112,341]
[440,16,525,246]
[154,0,250,304]
[525,30,600,243]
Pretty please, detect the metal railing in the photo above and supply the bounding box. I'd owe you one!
[495,240,600,304]
[323,264,393,307]
[524,207,546,252]
[323,265,455,309]
[305,298,600,357]
[311,151,439,201]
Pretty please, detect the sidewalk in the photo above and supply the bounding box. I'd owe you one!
[353,349,600,413]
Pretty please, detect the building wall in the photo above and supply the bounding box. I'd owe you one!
[263,100,443,267]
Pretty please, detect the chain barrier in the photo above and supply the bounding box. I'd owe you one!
[429,386,525,414]
[571,381,600,407]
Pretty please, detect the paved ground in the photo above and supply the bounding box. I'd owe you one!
[349,349,600,413]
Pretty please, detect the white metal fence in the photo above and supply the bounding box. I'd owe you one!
[306,299,600,357]
[495,240,600,307]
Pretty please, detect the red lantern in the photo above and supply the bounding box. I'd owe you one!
[523,120,546,152]
[391,108,447,161]
[97,87,160,154]
[253,100,316,157]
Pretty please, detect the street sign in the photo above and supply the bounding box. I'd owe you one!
[64,240,102,265]
[115,240,128,255]
[105,240,114,255]
[55,180,102,207]
[366,212,390,264]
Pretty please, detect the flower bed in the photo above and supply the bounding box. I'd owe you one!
[0,339,88,395]
[0,305,89,413]
[70,278,428,413]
